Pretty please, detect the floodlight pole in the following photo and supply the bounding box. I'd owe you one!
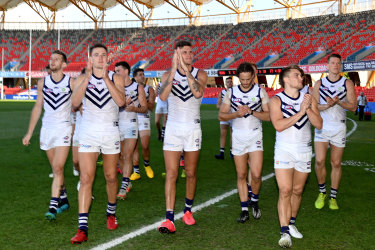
[28,29,32,100]
[58,29,60,50]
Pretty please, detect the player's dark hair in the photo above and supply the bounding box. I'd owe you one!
[175,40,192,49]
[327,53,341,63]
[279,64,303,88]
[133,68,144,77]
[52,50,67,63]
[89,43,108,55]
[236,62,255,77]
[115,61,131,75]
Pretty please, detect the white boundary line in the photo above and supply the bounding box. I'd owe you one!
[92,118,358,250]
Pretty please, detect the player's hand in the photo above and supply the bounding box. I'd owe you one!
[125,102,135,112]
[236,105,248,117]
[124,95,132,107]
[326,97,335,107]
[85,60,93,77]
[178,48,189,73]
[332,96,340,105]
[102,63,109,81]
[301,94,312,113]
[22,134,31,146]
[171,50,178,71]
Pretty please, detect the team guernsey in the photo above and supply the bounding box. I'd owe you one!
[274,91,312,172]
[229,84,264,155]
[118,81,139,139]
[40,74,72,150]
[300,85,309,94]
[315,76,347,147]
[79,71,120,153]
[137,85,151,131]
[164,68,202,151]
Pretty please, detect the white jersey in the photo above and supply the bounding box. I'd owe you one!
[137,84,151,119]
[119,81,139,123]
[275,91,311,151]
[230,84,263,131]
[80,71,119,133]
[319,76,347,129]
[220,89,227,103]
[42,74,72,129]
[167,68,201,129]
[300,85,309,94]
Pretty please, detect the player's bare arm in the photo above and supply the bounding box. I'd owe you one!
[72,62,92,108]
[306,95,323,129]
[252,89,270,121]
[270,96,307,132]
[219,90,247,121]
[178,49,207,98]
[216,92,222,109]
[22,78,44,146]
[103,65,125,107]
[125,85,147,113]
[159,50,178,101]
[147,87,155,112]
[338,79,357,112]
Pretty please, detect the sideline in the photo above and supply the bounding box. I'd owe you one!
[92,118,358,250]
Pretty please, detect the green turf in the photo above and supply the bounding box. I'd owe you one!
[0,101,374,249]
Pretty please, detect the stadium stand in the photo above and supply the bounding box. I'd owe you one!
[1,9,374,72]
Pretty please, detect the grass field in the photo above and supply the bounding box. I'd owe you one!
[0,101,374,249]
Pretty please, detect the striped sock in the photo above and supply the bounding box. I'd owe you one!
[281,226,290,234]
[121,177,130,190]
[59,188,69,204]
[106,202,117,217]
[289,217,296,225]
[251,193,259,203]
[133,165,140,174]
[48,197,59,214]
[144,160,150,167]
[241,201,248,211]
[248,184,253,200]
[78,213,89,233]
[166,210,174,222]
[184,198,194,213]
[318,183,327,194]
[330,188,338,199]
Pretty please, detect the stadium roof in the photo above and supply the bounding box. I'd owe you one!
[0,0,346,29]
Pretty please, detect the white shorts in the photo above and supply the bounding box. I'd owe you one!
[232,128,263,156]
[138,117,151,131]
[274,147,312,173]
[72,128,79,147]
[220,120,232,126]
[155,100,168,114]
[79,130,120,154]
[119,119,138,140]
[314,127,346,148]
[163,126,202,152]
[40,125,72,151]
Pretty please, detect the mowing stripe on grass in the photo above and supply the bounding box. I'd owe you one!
[92,118,358,250]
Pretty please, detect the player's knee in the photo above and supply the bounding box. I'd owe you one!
[184,169,196,179]
[80,174,94,186]
[104,173,117,185]
[237,172,247,181]
[315,158,325,167]
[292,187,303,196]
[166,171,178,181]
[251,173,262,183]
[331,160,342,169]
[279,187,292,198]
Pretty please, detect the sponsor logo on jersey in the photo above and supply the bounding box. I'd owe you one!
[284,105,293,110]
[322,87,328,91]
[195,139,200,143]
[256,141,261,145]
[97,81,103,85]
[173,80,180,85]
[115,141,120,146]
[45,88,53,93]
[234,98,242,102]
[88,83,95,89]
